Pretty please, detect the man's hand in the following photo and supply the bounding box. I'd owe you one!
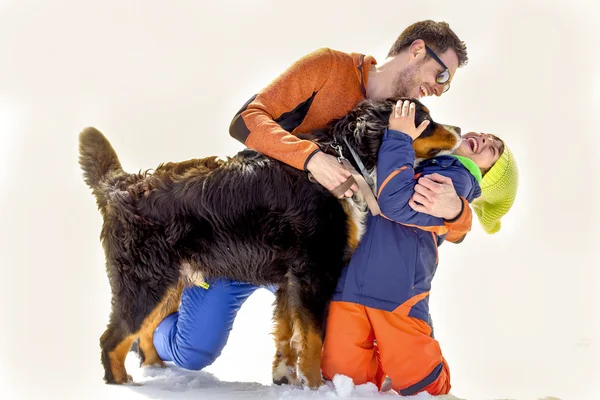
[408,173,463,220]
[388,100,430,140]
[306,151,359,198]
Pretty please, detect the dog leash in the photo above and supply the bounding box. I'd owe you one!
[307,143,381,216]
[339,159,381,216]
[341,136,375,191]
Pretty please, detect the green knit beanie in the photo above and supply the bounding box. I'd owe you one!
[471,145,519,234]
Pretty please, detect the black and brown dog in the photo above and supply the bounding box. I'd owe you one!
[78,97,460,389]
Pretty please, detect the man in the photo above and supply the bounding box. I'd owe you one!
[152,20,472,376]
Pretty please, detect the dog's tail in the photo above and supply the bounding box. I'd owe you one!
[78,127,124,190]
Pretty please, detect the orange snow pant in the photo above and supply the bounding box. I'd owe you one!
[321,295,451,396]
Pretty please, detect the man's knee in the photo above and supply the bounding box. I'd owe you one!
[154,280,259,371]
[172,347,220,371]
[153,312,226,371]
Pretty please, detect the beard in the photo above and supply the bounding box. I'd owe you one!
[390,62,422,98]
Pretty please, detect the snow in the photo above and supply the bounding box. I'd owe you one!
[55,290,466,400]
[110,351,460,400]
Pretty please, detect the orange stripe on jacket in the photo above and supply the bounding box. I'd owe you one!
[377,167,450,235]
[412,172,473,242]
[379,213,449,236]
[431,232,438,264]
[377,169,472,239]
[377,166,408,197]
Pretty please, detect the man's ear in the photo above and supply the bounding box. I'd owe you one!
[408,39,426,60]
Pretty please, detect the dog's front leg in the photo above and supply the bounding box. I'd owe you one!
[271,285,301,386]
[292,317,323,389]
[285,275,325,390]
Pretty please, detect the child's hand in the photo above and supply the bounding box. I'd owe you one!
[388,100,430,140]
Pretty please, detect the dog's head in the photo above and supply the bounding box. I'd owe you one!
[322,97,461,171]
[405,98,463,161]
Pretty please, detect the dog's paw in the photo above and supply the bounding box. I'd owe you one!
[297,368,324,390]
[272,363,300,386]
[124,375,143,387]
[140,359,167,368]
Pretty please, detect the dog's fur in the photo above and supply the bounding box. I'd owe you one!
[79,97,460,389]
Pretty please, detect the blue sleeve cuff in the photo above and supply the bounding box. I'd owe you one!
[384,128,413,143]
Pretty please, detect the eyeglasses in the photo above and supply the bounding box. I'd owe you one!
[425,45,451,93]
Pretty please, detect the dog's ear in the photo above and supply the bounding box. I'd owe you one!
[329,110,358,139]
[352,100,392,169]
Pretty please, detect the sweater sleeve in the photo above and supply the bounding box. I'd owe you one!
[443,199,472,243]
[228,48,335,171]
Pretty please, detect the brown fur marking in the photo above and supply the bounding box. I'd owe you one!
[413,125,459,157]
[272,285,300,385]
[108,335,136,384]
[342,201,361,251]
[138,282,184,367]
[297,325,323,389]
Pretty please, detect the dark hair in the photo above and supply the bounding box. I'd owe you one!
[387,20,468,67]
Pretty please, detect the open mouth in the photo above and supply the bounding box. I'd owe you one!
[419,85,430,97]
[466,137,478,152]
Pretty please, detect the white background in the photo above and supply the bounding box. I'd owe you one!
[0,1,598,399]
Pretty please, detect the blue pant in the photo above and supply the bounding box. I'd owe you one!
[153,278,276,370]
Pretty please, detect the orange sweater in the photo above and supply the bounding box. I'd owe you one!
[229,47,472,241]
[229,47,374,171]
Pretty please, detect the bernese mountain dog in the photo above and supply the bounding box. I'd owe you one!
[78,97,460,389]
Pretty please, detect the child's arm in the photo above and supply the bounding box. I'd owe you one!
[376,129,475,235]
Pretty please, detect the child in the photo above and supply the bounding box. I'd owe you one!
[320,100,519,396]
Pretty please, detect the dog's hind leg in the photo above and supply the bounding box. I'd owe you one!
[100,320,137,384]
[137,281,184,367]
[271,282,300,386]
[100,267,177,384]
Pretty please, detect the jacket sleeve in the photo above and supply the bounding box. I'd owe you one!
[443,199,472,243]
[228,48,334,171]
[376,129,475,236]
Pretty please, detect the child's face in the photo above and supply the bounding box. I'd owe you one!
[454,132,504,172]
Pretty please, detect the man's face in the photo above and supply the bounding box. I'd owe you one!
[391,45,459,99]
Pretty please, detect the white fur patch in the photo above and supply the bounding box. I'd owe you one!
[345,167,377,244]
[441,124,463,154]
[296,367,308,386]
[345,197,368,244]
[290,325,302,353]
[179,260,205,286]
[272,341,300,385]
[273,358,294,378]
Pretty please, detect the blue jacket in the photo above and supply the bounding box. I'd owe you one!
[332,129,481,322]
